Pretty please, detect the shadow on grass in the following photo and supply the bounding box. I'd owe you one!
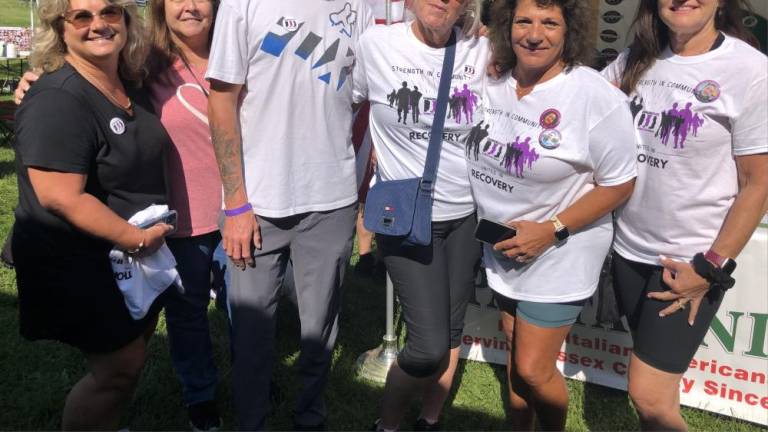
[0,267,508,430]
[0,159,16,178]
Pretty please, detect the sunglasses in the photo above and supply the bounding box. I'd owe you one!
[61,5,124,29]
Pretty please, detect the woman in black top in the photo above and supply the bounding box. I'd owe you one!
[12,0,173,428]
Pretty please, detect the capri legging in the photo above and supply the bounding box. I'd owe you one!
[378,213,482,378]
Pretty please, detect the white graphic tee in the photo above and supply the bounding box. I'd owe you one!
[468,66,637,302]
[602,35,768,264]
[206,0,374,217]
[353,22,491,221]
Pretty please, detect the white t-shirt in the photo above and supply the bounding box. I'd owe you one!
[206,0,374,217]
[353,23,490,221]
[468,66,637,302]
[602,35,768,265]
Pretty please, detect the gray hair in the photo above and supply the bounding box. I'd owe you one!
[405,0,484,38]
[458,0,484,37]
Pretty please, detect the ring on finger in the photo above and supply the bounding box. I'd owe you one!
[677,299,687,310]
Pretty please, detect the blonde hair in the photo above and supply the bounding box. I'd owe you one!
[30,0,148,83]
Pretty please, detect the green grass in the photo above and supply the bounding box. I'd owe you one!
[0,0,33,27]
[0,146,763,430]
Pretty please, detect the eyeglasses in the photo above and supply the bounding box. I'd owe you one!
[61,5,124,29]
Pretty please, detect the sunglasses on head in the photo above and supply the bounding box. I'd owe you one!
[61,4,124,29]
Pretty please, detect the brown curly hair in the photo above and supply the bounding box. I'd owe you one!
[488,0,595,75]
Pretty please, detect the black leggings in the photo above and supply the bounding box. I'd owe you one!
[378,214,482,378]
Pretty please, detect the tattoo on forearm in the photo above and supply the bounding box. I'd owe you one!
[211,124,244,200]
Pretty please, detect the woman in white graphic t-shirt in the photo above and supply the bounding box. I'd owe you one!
[471,0,637,430]
[352,0,488,430]
[602,0,768,430]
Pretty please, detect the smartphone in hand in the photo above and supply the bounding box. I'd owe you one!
[137,210,178,236]
[474,218,516,245]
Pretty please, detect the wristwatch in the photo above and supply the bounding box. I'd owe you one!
[550,215,570,243]
[704,249,737,275]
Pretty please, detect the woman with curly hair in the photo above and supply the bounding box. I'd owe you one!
[602,1,768,430]
[470,0,637,429]
[11,0,172,428]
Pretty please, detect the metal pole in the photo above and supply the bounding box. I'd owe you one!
[355,0,400,384]
[355,274,399,383]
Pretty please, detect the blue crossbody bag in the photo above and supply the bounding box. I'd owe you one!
[363,31,456,246]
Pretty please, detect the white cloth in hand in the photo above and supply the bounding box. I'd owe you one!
[109,204,184,320]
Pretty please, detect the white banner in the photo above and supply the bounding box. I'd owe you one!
[460,220,768,425]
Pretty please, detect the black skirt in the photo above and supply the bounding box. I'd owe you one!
[12,226,165,354]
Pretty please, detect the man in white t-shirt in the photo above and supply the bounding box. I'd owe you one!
[205,0,373,429]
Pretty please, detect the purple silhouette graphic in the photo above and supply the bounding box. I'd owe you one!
[655,102,705,149]
[691,113,704,137]
[448,84,478,124]
[500,136,539,178]
[459,84,478,123]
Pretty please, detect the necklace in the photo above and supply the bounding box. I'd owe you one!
[68,58,133,113]
[179,55,209,98]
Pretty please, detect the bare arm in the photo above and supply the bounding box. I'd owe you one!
[710,154,768,257]
[28,168,170,256]
[208,79,260,269]
[652,153,768,323]
[494,181,635,260]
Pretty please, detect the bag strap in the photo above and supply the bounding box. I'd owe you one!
[420,30,457,193]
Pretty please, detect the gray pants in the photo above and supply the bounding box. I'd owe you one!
[226,203,356,430]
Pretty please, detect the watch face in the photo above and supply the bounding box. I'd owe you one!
[555,227,569,242]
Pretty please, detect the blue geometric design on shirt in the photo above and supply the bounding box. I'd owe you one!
[312,38,340,69]
[318,72,332,84]
[261,19,304,57]
[295,32,322,60]
[337,65,352,90]
[346,47,354,57]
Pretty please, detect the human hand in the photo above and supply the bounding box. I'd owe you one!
[648,256,711,325]
[222,211,261,270]
[14,70,40,105]
[136,223,173,257]
[486,56,502,80]
[492,220,556,263]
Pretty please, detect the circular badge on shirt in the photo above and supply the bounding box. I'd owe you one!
[109,117,126,135]
[693,80,721,103]
[539,108,561,129]
[539,129,562,150]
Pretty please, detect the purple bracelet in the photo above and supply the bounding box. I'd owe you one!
[224,202,253,217]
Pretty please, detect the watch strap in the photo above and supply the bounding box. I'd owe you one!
[704,249,736,274]
[550,216,569,242]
